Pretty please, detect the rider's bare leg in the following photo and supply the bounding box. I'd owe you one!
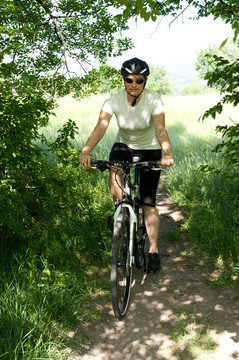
[109,169,124,201]
[142,205,160,253]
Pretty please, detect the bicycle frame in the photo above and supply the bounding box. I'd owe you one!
[113,159,142,267]
[113,203,137,267]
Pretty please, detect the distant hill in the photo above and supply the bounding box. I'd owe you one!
[164,62,199,88]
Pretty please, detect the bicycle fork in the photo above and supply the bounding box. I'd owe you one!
[113,203,137,267]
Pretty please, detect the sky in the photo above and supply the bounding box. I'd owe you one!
[107,13,234,69]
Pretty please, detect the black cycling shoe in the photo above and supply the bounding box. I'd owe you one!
[147,253,161,273]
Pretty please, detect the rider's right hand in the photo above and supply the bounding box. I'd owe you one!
[79,153,92,170]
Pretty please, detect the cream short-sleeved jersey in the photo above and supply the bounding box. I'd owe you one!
[101,89,165,150]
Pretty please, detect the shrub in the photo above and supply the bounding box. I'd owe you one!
[0,118,113,359]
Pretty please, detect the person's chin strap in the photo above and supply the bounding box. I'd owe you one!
[126,81,146,107]
[130,91,143,107]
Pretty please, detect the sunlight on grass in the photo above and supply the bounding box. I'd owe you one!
[40,92,239,170]
[46,93,238,156]
[163,310,217,360]
[44,94,117,158]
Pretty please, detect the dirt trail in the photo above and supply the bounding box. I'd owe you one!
[68,188,239,360]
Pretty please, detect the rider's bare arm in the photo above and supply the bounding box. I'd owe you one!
[79,111,112,169]
[153,113,174,167]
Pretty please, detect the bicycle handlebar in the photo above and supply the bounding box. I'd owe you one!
[91,159,162,172]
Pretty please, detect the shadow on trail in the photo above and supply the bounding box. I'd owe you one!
[67,190,239,360]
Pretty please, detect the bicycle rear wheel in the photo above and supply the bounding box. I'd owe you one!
[135,208,147,269]
[110,207,132,318]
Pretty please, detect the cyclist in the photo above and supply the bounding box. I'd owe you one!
[79,57,174,273]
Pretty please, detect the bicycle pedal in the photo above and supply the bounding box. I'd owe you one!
[146,268,159,274]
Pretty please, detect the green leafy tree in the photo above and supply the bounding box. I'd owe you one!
[0,0,134,243]
[199,43,239,118]
[197,38,239,181]
[0,0,133,96]
[146,64,173,95]
[196,39,239,89]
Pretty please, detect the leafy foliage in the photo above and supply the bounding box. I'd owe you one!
[193,0,239,36]
[198,43,239,120]
[0,2,127,356]
[213,124,239,168]
[114,0,239,33]
[187,165,239,262]
[0,0,132,87]
[165,146,239,287]
[0,0,133,246]
[192,4,239,284]
[0,120,113,358]
[196,39,239,87]
[146,64,173,95]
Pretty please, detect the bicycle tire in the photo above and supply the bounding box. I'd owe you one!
[135,208,147,269]
[110,207,132,318]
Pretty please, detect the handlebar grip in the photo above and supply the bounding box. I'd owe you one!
[90,159,108,172]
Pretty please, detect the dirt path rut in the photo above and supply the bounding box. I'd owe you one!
[68,188,239,360]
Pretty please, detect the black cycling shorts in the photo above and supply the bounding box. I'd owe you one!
[109,142,162,207]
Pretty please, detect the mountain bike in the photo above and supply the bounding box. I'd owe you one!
[91,157,161,319]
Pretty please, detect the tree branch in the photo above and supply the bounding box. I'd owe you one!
[169,1,195,26]
[35,0,75,73]
[35,0,54,18]
[35,0,62,43]
[218,0,239,17]
[33,0,115,83]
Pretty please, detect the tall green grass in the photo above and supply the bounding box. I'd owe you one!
[48,92,237,154]
[163,94,239,287]
[46,93,234,158]
[0,161,113,359]
[0,117,113,359]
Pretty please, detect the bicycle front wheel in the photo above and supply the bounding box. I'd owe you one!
[110,207,132,318]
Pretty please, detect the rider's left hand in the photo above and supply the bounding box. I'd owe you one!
[160,155,174,167]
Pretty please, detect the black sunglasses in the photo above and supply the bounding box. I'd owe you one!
[125,78,145,84]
